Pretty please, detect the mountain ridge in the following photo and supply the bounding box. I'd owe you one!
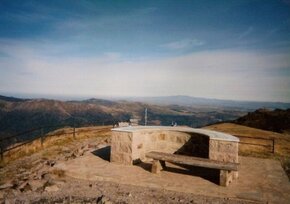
[0,94,246,139]
[123,95,290,110]
[234,108,290,133]
[2,94,290,109]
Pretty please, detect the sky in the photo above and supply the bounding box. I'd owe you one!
[0,0,290,102]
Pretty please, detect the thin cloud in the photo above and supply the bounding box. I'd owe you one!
[238,26,254,40]
[162,39,205,50]
[0,39,289,102]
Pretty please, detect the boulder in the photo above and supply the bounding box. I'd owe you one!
[18,182,31,192]
[0,183,13,190]
[44,185,59,192]
[97,195,112,204]
[45,160,56,167]
[28,180,47,192]
[17,172,30,181]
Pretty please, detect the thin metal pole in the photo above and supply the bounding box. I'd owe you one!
[0,147,3,161]
[272,138,275,154]
[40,128,44,147]
[73,127,76,139]
[145,108,147,126]
[73,118,76,139]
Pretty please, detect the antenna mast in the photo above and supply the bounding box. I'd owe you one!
[144,108,147,126]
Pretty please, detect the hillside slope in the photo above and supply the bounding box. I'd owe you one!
[234,108,290,133]
[0,95,246,139]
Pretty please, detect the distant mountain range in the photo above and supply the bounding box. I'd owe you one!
[2,94,290,150]
[0,95,247,139]
[0,95,28,102]
[123,95,290,110]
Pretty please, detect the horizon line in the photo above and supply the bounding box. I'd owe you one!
[1,92,290,104]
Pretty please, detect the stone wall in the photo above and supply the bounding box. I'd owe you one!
[209,140,239,163]
[111,127,239,166]
[110,131,133,165]
[131,130,192,162]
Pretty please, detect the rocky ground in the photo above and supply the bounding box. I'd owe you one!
[0,132,262,204]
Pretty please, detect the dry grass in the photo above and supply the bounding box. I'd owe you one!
[1,126,111,165]
[204,123,290,156]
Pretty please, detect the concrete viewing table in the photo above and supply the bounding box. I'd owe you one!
[110,126,239,165]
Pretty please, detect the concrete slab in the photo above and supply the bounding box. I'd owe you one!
[54,147,290,203]
[112,126,240,142]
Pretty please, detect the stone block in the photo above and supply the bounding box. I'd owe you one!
[110,152,132,165]
[137,143,143,149]
[220,170,233,187]
[112,132,132,144]
[210,140,238,153]
[151,160,163,173]
[209,151,238,163]
[209,139,239,163]
[156,142,167,151]
[158,133,166,140]
[233,171,239,179]
[110,152,120,163]
[120,153,133,165]
[165,134,176,143]
[118,142,132,154]
[176,135,189,144]
[209,140,218,150]
[150,134,157,142]
[219,142,238,153]
[110,143,117,153]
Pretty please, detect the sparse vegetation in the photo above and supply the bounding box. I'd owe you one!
[235,108,290,133]
[1,126,111,165]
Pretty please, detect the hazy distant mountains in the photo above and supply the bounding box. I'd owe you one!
[124,95,290,110]
[0,95,28,102]
[1,94,290,139]
[0,95,248,138]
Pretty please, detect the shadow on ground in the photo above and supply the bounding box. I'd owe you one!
[91,146,111,161]
[136,162,219,185]
[92,146,219,185]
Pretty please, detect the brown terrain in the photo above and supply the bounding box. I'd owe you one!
[0,95,249,140]
[0,122,290,203]
[234,108,290,133]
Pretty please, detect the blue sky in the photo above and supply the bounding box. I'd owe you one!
[0,0,289,102]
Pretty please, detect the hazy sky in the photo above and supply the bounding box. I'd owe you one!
[0,0,290,102]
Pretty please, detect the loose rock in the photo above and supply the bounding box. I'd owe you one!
[28,180,47,192]
[97,195,112,204]
[45,160,56,167]
[45,185,59,192]
[0,190,4,199]
[18,182,31,192]
[0,183,13,190]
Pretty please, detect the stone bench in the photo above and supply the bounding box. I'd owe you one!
[146,151,239,186]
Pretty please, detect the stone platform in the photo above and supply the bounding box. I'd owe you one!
[54,148,290,203]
